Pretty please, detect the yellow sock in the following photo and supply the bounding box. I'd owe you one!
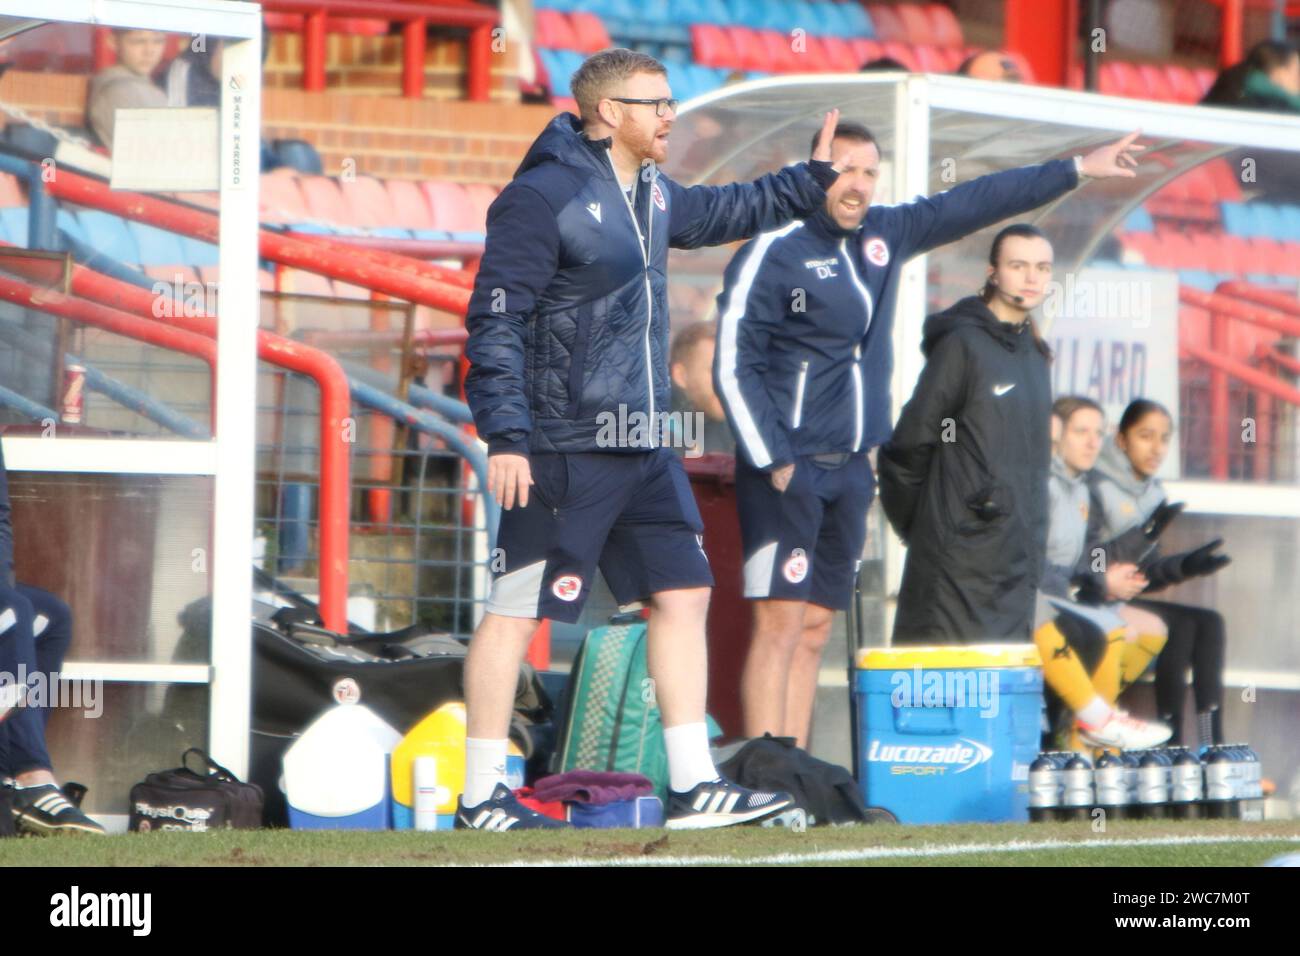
[1033,621,1098,712]
[1120,633,1168,693]
[1092,628,1127,705]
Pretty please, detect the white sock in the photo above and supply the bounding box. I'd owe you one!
[462,737,508,808]
[1077,695,1114,728]
[663,722,718,793]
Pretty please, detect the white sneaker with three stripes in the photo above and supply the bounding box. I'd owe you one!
[665,777,795,830]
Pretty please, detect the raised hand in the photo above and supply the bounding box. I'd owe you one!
[811,108,844,171]
[1080,130,1145,179]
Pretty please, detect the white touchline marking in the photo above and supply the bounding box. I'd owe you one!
[468,834,1300,868]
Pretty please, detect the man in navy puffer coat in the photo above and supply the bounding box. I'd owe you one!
[459,48,843,831]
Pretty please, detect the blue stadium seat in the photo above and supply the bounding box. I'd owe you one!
[1279,205,1300,242]
[538,48,573,96]
[55,209,87,247]
[685,0,732,24]
[815,2,852,36]
[1123,207,1154,232]
[181,236,219,267]
[535,0,574,9]
[0,207,28,246]
[840,1,874,36]
[1178,269,1218,291]
[661,43,692,63]
[641,0,672,23]
[1219,202,1251,236]
[128,221,188,265]
[77,211,139,263]
[1254,204,1287,241]
[411,229,453,242]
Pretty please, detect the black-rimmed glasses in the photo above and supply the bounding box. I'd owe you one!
[609,97,679,117]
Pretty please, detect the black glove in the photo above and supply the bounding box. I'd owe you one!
[1144,500,1185,540]
[1180,538,1231,579]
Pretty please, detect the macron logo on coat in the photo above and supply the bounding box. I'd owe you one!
[586,202,601,223]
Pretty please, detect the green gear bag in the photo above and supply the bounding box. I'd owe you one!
[554,613,720,800]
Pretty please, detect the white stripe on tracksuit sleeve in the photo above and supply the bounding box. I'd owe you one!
[716,222,802,470]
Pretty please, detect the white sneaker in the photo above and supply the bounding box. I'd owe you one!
[1078,710,1172,751]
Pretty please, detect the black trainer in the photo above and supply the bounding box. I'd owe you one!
[11,784,106,835]
[666,777,794,830]
[455,783,570,831]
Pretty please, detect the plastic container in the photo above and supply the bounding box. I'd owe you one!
[855,644,1043,824]
[390,701,525,830]
[283,703,402,830]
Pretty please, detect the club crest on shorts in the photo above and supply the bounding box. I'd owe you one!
[551,574,583,601]
[865,237,889,266]
[651,182,666,212]
[332,677,361,705]
[783,548,809,584]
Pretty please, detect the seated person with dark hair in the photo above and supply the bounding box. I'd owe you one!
[669,319,735,458]
[0,437,100,835]
[87,28,168,151]
[955,50,1023,83]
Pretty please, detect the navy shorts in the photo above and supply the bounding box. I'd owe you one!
[735,454,874,611]
[486,448,714,623]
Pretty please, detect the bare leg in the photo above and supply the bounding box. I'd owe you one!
[464,612,540,739]
[645,587,712,729]
[740,599,806,738]
[783,603,834,747]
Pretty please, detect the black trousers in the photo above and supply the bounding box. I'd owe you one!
[1130,598,1226,745]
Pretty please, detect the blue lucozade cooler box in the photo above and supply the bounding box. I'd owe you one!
[855,645,1043,824]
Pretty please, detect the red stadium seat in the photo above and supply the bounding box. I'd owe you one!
[325,18,388,36]
[757,30,800,73]
[384,179,437,231]
[910,43,949,73]
[1135,64,1175,102]
[894,4,932,45]
[925,3,965,47]
[692,24,741,70]
[340,175,398,230]
[1164,65,1204,104]
[144,265,200,285]
[298,175,355,227]
[819,36,862,73]
[462,183,498,234]
[422,181,480,234]
[727,28,769,73]
[259,169,311,224]
[866,4,906,42]
[1181,164,1218,205]
[795,35,832,72]
[1282,243,1300,276]
[879,40,919,71]
[1192,68,1216,97]
[1248,236,1289,275]
[535,10,581,51]
[569,12,612,54]
[0,173,23,208]
[850,37,883,67]
[1206,158,1243,203]
[938,45,967,71]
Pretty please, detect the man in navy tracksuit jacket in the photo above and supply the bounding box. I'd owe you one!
[716,124,1143,743]
[460,49,845,830]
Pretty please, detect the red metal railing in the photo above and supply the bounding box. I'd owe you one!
[1179,284,1300,480]
[262,0,498,101]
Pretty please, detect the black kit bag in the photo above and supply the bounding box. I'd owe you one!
[719,734,897,827]
[129,749,264,833]
[0,786,14,838]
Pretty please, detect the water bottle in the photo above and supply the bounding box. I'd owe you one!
[413,756,439,831]
[1137,750,1168,819]
[1170,748,1203,820]
[1029,753,1062,822]
[1226,744,1247,819]
[1121,751,1142,809]
[1202,745,1233,819]
[1093,751,1128,819]
[1061,754,1094,822]
[1243,744,1262,800]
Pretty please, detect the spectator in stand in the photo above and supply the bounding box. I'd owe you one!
[164,38,223,108]
[956,51,1023,83]
[669,320,735,458]
[86,29,168,151]
[860,57,909,72]
[1202,40,1300,114]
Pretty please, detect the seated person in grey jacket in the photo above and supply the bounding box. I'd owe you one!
[86,29,168,151]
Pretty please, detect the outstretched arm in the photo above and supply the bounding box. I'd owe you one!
[665,109,844,249]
